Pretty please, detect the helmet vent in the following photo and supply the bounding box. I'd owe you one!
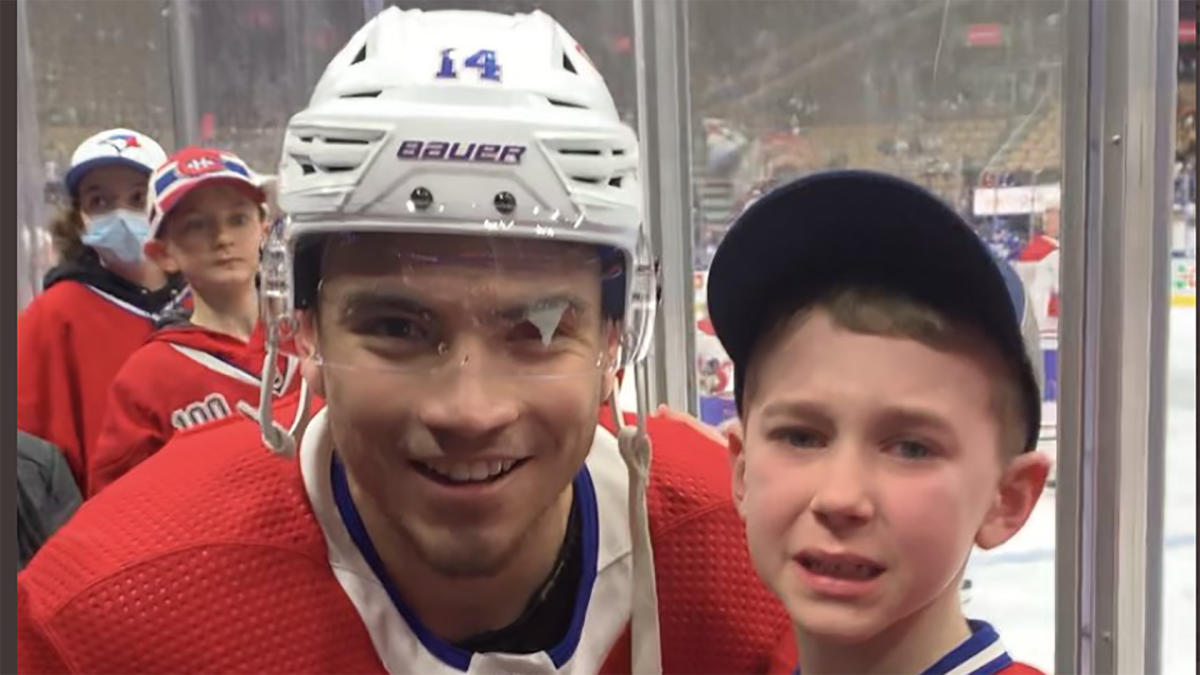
[341,91,381,99]
[562,53,577,74]
[558,148,602,156]
[351,44,367,65]
[547,97,587,110]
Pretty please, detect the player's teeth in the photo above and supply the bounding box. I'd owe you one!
[469,462,490,481]
[419,459,523,483]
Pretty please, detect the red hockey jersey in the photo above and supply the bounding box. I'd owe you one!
[18,391,796,674]
[86,320,301,498]
[1018,234,1061,321]
[17,263,186,496]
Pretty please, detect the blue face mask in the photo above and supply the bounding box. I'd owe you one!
[81,209,151,267]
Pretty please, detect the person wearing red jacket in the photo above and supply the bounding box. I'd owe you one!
[17,128,186,495]
[17,8,796,674]
[85,147,300,497]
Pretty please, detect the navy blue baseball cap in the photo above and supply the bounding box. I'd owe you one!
[706,170,1043,452]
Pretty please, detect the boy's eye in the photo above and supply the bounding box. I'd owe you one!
[887,439,934,460]
[86,195,112,212]
[769,427,826,449]
[229,213,248,227]
[181,217,207,233]
[128,190,146,209]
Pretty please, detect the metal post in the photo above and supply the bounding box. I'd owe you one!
[1141,2,1179,672]
[281,1,307,114]
[16,0,46,308]
[166,0,199,146]
[1057,0,1176,672]
[632,0,696,414]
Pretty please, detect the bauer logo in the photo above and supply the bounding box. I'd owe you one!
[397,140,526,164]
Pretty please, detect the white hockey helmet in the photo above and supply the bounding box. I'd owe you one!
[266,6,655,374]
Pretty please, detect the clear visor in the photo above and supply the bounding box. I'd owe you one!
[279,228,628,381]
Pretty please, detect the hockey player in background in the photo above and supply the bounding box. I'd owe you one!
[1016,205,1060,334]
[17,128,187,495]
[17,8,795,674]
[85,147,301,497]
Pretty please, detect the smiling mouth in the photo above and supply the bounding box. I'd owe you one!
[410,457,530,486]
[796,552,886,581]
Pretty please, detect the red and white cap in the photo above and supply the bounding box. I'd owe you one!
[147,146,266,239]
[65,128,167,198]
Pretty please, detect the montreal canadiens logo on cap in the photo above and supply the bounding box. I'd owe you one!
[175,147,226,177]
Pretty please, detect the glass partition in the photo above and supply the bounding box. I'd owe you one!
[684,1,1067,668]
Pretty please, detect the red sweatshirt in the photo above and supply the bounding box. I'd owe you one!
[87,319,300,497]
[17,254,186,495]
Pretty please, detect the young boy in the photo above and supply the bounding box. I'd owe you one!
[707,170,1051,675]
[86,147,300,497]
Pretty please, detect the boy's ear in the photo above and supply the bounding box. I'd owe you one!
[296,310,326,399]
[727,417,749,520]
[975,452,1051,550]
[143,239,179,274]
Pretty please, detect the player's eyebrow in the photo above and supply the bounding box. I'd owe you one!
[338,290,431,319]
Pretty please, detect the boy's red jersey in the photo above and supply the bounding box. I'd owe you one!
[87,320,300,497]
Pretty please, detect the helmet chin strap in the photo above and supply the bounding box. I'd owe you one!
[609,360,663,674]
[235,273,314,451]
[237,318,314,457]
[238,216,314,456]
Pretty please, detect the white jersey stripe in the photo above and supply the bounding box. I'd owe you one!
[84,285,156,320]
[167,344,263,387]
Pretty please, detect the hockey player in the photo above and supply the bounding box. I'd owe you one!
[18,128,186,495]
[708,171,1051,674]
[1016,205,1060,334]
[17,8,795,674]
[85,147,301,497]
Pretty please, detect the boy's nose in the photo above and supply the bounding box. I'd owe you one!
[810,447,875,530]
